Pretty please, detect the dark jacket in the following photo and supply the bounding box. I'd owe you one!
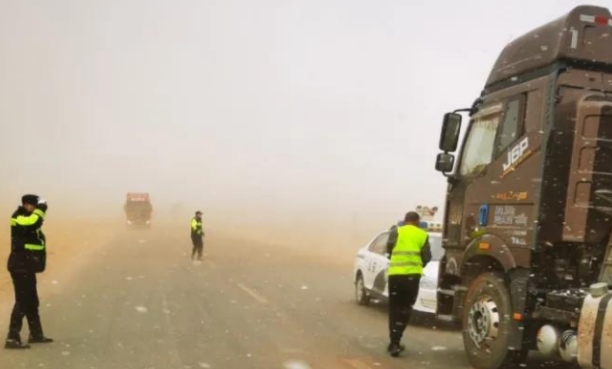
[8,206,47,273]
[386,224,432,267]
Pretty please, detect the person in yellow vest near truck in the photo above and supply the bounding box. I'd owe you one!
[5,194,53,349]
[190,211,204,260]
[385,211,431,357]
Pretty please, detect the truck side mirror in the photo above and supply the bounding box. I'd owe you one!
[439,113,462,152]
[435,153,455,173]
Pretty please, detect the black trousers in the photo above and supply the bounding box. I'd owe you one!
[388,274,420,344]
[191,237,203,259]
[7,272,43,341]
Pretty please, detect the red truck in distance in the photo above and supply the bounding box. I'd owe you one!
[124,192,153,229]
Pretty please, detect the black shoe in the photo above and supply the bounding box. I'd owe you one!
[387,342,403,357]
[5,339,30,349]
[29,336,53,344]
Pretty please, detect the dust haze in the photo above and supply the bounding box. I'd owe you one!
[0,0,609,253]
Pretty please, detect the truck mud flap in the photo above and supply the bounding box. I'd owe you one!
[508,269,531,350]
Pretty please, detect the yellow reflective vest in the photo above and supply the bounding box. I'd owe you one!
[388,224,428,276]
[191,217,203,238]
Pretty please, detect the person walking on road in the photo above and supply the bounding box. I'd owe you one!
[385,211,431,357]
[5,194,53,349]
[191,210,205,260]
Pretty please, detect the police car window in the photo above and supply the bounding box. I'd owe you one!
[370,233,389,255]
[459,105,503,177]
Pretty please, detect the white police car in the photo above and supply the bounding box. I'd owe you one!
[353,226,443,314]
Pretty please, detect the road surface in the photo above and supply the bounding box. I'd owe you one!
[0,224,469,369]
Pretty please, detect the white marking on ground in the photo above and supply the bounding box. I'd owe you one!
[283,360,312,369]
[236,283,269,304]
[342,359,373,369]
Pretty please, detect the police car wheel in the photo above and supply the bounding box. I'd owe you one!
[355,274,370,306]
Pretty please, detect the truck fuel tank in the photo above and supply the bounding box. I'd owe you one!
[578,283,612,369]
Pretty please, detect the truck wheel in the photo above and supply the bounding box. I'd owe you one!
[462,272,526,369]
[355,274,370,306]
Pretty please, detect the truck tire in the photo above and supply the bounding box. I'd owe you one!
[462,272,527,369]
[355,274,370,306]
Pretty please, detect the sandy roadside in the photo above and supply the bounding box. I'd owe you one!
[0,217,380,328]
[213,224,380,264]
[0,219,122,306]
[0,217,366,294]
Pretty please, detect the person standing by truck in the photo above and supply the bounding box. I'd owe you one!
[5,194,53,349]
[190,211,204,260]
[385,211,431,357]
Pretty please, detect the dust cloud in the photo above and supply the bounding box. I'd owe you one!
[0,0,448,259]
[2,0,607,259]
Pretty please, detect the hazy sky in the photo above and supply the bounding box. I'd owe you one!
[0,0,610,222]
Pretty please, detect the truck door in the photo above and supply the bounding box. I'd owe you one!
[445,103,503,251]
[446,94,539,260]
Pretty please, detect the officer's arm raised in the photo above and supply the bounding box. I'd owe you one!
[12,209,45,230]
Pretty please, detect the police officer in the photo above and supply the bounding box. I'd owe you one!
[5,194,53,349]
[385,211,431,357]
[190,211,204,260]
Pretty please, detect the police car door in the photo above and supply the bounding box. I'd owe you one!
[366,231,390,296]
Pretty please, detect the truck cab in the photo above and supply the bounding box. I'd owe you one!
[124,192,153,228]
[434,5,612,369]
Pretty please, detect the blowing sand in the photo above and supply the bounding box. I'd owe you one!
[0,218,121,298]
[0,213,392,318]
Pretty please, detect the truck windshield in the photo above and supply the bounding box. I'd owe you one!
[126,202,152,211]
[459,108,502,177]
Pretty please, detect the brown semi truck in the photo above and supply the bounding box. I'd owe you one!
[434,5,612,369]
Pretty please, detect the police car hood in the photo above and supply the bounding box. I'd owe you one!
[422,260,440,282]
